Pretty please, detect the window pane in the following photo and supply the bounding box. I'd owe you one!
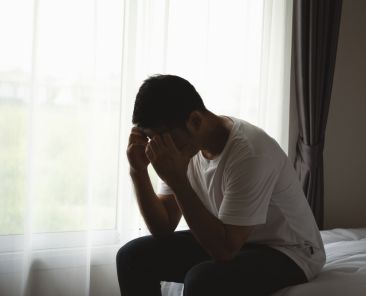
[0,0,124,234]
[0,0,33,235]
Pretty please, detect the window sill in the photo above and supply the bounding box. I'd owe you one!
[0,230,126,273]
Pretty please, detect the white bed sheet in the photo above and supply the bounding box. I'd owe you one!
[161,228,366,296]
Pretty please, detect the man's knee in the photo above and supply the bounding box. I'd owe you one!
[116,236,165,294]
[183,261,222,296]
[116,234,166,274]
[116,241,132,275]
[183,261,260,296]
[116,236,147,274]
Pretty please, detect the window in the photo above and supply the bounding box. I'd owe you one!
[0,0,124,237]
[0,0,292,251]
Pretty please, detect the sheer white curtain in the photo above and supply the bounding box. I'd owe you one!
[0,0,292,295]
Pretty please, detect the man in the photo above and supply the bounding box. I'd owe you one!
[116,74,325,296]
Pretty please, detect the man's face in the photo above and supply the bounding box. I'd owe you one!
[139,126,198,157]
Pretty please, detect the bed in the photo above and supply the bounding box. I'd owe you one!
[161,228,366,296]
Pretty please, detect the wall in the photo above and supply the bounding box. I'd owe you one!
[323,0,366,229]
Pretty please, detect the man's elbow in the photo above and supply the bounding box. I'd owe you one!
[211,249,237,263]
[210,239,245,263]
[148,225,175,237]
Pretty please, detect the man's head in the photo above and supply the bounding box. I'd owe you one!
[132,74,208,156]
[132,74,207,129]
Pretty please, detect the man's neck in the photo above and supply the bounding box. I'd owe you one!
[201,115,233,160]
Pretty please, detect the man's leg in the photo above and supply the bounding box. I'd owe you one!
[116,230,210,296]
[183,244,308,296]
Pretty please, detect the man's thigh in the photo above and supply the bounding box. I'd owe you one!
[116,230,211,283]
[184,244,308,296]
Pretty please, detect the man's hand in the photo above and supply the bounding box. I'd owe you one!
[145,133,190,187]
[126,127,150,173]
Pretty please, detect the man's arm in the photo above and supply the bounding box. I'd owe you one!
[127,127,180,236]
[130,169,178,236]
[170,176,253,262]
[145,133,253,262]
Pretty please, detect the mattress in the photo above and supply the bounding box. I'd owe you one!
[161,228,366,296]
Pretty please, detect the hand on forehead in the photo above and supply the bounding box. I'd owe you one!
[139,126,170,140]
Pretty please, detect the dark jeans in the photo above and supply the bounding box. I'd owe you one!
[116,230,308,296]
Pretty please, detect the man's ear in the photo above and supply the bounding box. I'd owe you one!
[186,111,203,132]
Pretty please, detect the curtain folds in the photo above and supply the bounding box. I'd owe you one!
[293,0,343,229]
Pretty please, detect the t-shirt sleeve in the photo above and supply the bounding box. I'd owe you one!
[218,156,280,226]
[157,178,174,195]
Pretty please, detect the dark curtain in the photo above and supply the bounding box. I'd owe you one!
[293,0,343,229]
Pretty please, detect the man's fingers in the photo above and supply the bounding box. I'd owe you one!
[130,131,148,139]
[153,135,165,148]
[129,133,147,141]
[145,143,156,161]
[147,135,168,160]
[129,134,148,146]
[131,126,144,134]
[130,127,149,139]
[162,133,178,152]
[148,138,160,153]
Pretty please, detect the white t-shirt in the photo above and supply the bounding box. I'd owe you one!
[157,116,326,280]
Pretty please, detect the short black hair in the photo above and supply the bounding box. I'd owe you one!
[132,74,207,129]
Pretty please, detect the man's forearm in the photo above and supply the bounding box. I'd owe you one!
[168,175,229,260]
[130,169,172,236]
[142,132,231,258]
